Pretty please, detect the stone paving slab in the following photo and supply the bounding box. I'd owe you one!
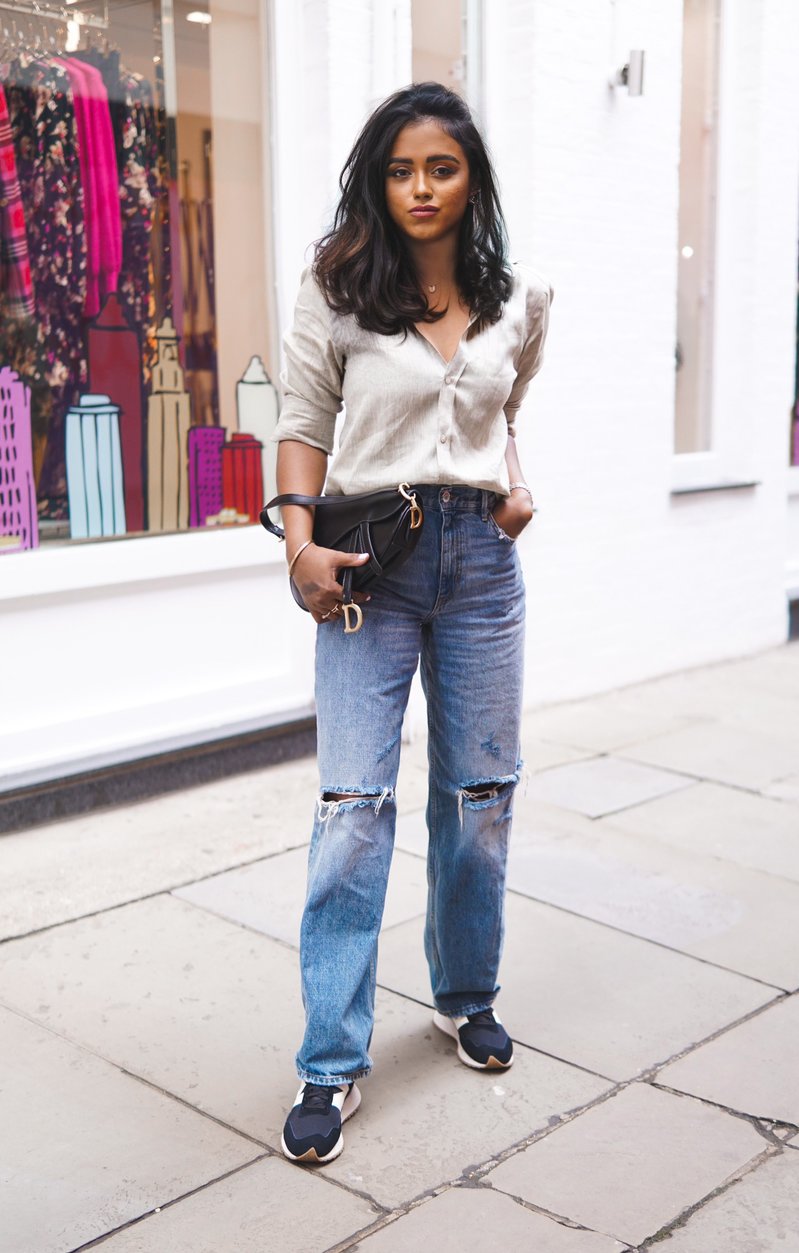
[611,650,799,739]
[0,1006,259,1253]
[763,773,799,805]
[483,1081,766,1247]
[393,810,428,858]
[524,691,703,754]
[173,845,426,948]
[507,800,799,988]
[651,1149,799,1252]
[321,997,611,1210]
[90,1157,379,1253]
[0,895,310,1144]
[0,758,319,942]
[656,993,799,1125]
[621,722,799,792]
[522,756,695,818]
[604,781,799,882]
[520,737,597,773]
[395,740,431,816]
[377,894,778,1079]
[0,894,610,1210]
[354,1185,629,1252]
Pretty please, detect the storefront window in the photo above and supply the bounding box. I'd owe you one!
[792,247,799,466]
[411,0,464,90]
[0,0,277,555]
[674,0,721,455]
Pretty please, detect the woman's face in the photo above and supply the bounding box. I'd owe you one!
[384,119,473,247]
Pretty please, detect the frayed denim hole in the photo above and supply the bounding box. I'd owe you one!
[317,786,395,822]
[457,773,519,826]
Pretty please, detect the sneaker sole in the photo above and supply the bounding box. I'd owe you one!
[281,1082,362,1164]
[433,1011,514,1071]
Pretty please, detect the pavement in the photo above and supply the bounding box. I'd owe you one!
[2,643,799,1253]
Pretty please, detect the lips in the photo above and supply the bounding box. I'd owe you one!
[410,207,439,217]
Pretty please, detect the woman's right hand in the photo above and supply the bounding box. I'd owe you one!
[290,543,372,624]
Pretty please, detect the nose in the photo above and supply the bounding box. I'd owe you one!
[412,170,433,200]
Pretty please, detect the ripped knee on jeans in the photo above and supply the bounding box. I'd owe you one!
[457,772,519,824]
[317,786,394,821]
[461,781,510,803]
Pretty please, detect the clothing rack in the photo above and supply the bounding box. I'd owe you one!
[0,1,108,30]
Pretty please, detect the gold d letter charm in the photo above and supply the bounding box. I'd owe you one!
[342,602,364,634]
[399,482,423,530]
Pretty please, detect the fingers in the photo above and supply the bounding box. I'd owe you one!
[292,545,372,619]
[330,583,371,606]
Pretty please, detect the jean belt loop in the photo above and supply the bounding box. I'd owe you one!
[481,490,490,522]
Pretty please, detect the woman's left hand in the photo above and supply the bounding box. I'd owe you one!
[491,491,534,540]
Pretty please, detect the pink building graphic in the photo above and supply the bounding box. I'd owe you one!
[0,366,38,555]
[188,425,225,527]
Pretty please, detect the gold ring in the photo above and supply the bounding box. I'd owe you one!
[332,603,342,615]
[321,609,333,620]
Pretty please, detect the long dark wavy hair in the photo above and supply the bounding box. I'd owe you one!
[314,82,513,335]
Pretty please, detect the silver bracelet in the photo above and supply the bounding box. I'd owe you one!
[288,539,314,578]
[507,482,533,501]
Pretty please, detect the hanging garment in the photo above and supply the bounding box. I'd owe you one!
[75,50,161,370]
[4,53,87,512]
[56,58,122,316]
[0,85,34,321]
[118,69,162,353]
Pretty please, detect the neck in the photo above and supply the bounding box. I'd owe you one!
[406,235,458,290]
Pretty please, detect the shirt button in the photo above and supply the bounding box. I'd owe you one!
[444,375,454,385]
[441,489,451,502]
[440,434,447,444]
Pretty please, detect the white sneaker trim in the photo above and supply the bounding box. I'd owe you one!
[432,1010,514,1071]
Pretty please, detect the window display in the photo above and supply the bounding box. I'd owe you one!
[0,0,277,554]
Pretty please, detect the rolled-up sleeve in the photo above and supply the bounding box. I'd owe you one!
[503,276,554,437]
[274,267,344,455]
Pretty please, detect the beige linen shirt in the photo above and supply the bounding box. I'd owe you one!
[274,261,553,496]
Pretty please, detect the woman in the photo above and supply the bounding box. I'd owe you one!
[274,82,553,1165]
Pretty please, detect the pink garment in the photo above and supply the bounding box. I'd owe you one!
[56,58,121,316]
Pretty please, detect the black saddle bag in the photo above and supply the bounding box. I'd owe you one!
[259,483,424,633]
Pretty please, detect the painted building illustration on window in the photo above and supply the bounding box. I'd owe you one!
[236,355,280,508]
[65,393,127,539]
[88,294,146,533]
[147,318,193,533]
[0,0,280,558]
[188,424,225,528]
[0,366,38,554]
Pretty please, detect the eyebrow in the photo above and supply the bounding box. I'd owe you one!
[387,154,461,164]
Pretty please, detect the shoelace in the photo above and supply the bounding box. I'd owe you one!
[301,1083,337,1113]
[466,1010,498,1029]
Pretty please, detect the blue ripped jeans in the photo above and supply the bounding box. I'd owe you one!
[296,485,525,1085]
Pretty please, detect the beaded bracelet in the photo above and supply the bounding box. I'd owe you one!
[508,482,533,501]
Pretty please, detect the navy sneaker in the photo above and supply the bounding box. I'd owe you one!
[433,1008,514,1070]
[281,1081,361,1163]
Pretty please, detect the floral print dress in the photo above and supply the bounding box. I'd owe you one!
[3,53,87,514]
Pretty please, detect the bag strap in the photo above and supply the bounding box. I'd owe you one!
[259,492,328,540]
[260,484,416,541]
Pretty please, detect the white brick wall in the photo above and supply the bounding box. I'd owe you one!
[484,0,799,703]
[6,0,799,788]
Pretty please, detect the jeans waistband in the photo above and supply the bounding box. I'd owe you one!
[412,485,495,516]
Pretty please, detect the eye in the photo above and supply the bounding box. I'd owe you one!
[388,166,411,178]
[432,166,455,178]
